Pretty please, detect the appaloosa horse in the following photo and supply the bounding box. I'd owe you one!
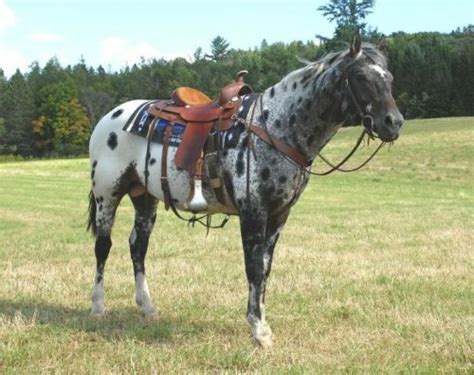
[87,34,403,348]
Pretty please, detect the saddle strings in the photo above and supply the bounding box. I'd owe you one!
[145,102,230,232]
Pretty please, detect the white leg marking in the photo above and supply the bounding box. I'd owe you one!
[90,276,105,317]
[135,272,158,318]
[248,285,273,349]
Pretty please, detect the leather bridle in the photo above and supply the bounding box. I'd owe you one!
[344,70,378,140]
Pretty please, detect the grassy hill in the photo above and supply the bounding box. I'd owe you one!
[0,117,473,372]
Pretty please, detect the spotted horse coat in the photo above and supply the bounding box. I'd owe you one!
[87,35,404,349]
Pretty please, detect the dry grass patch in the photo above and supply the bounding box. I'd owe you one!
[0,117,473,372]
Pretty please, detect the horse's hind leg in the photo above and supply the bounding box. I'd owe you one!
[129,193,158,319]
[90,192,122,318]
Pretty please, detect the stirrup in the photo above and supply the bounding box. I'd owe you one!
[184,177,207,212]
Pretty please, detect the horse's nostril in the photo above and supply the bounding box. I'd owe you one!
[385,115,393,126]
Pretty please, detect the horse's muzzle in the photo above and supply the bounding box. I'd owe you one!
[374,112,404,142]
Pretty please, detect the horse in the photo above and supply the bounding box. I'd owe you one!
[87,34,403,348]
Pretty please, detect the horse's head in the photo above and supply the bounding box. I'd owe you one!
[344,33,404,142]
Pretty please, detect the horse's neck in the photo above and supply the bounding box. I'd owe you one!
[261,60,346,161]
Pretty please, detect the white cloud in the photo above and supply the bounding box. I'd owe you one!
[31,32,63,43]
[0,46,29,76]
[0,0,15,33]
[100,37,158,68]
[0,1,25,76]
[99,36,189,69]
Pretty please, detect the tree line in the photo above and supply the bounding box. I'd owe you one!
[0,26,473,157]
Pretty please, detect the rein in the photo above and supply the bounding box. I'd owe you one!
[312,130,385,176]
[310,68,386,176]
[235,89,386,178]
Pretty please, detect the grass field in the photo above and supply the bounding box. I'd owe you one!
[0,117,473,373]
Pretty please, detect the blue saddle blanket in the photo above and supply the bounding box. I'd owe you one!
[123,101,185,147]
[122,94,258,149]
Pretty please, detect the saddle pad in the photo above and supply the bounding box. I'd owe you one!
[122,93,257,149]
[123,101,185,147]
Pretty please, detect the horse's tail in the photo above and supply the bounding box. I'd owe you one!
[87,190,97,237]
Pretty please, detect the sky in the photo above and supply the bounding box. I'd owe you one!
[0,0,473,76]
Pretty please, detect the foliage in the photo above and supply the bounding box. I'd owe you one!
[208,36,231,61]
[317,0,379,50]
[0,28,473,157]
[0,70,35,156]
[32,79,90,156]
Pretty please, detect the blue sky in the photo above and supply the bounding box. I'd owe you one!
[0,0,473,76]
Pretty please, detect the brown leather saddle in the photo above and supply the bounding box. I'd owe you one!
[146,71,252,211]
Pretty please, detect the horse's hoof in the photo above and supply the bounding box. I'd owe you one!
[90,311,105,320]
[143,312,160,323]
[256,334,273,350]
[255,325,273,349]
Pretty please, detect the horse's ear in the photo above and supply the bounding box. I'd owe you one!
[350,32,362,57]
[377,35,387,51]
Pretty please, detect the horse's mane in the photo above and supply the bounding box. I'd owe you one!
[299,42,387,69]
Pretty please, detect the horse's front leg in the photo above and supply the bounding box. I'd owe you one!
[129,193,159,320]
[240,206,290,349]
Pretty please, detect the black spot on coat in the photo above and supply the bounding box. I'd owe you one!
[289,115,296,127]
[107,132,118,150]
[236,160,245,176]
[111,109,124,119]
[263,110,269,121]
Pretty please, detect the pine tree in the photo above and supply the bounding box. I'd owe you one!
[1,70,35,155]
[0,69,7,152]
[208,36,230,61]
[317,0,376,49]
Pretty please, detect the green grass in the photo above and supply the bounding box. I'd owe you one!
[0,117,473,373]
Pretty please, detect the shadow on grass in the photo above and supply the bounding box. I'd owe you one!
[0,298,223,344]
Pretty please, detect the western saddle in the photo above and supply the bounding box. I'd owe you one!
[147,71,253,213]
